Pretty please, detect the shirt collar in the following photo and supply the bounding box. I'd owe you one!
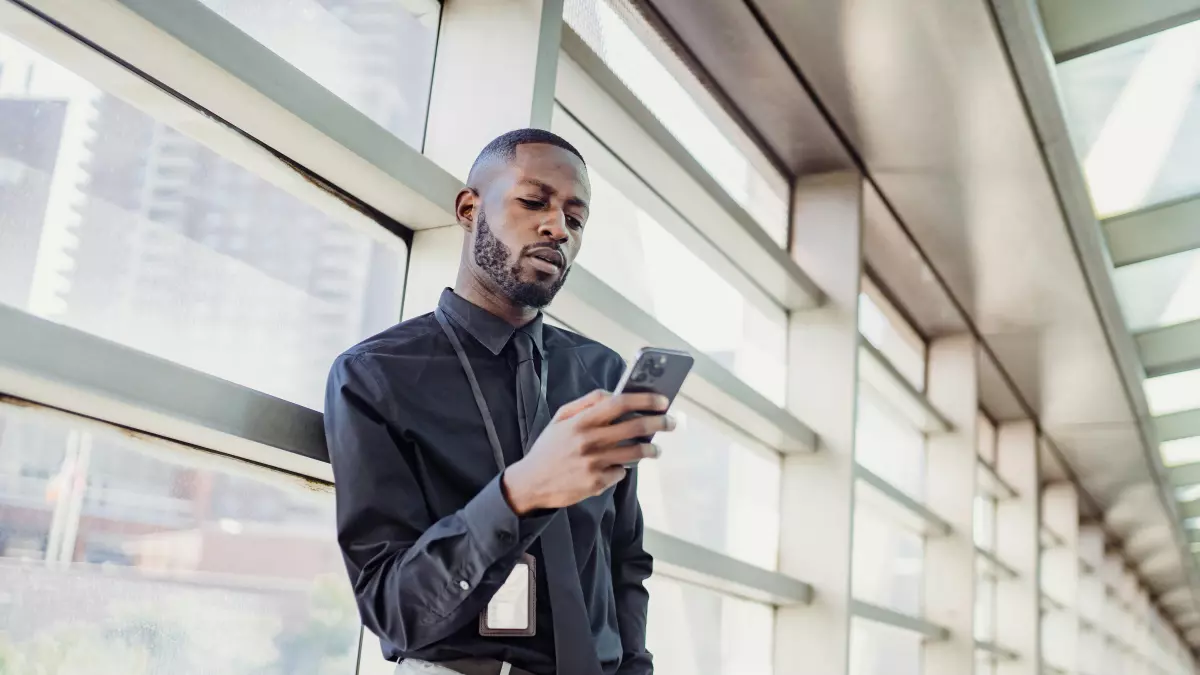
[438,288,544,357]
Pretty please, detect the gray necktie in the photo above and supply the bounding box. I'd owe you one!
[512,330,603,675]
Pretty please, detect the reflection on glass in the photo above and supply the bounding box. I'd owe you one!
[195,0,440,148]
[1057,19,1200,217]
[563,0,789,245]
[0,33,407,410]
[638,398,781,570]
[973,494,996,551]
[1161,436,1200,467]
[856,390,926,499]
[645,576,774,675]
[849,617,921,675]
[976,412,996,463]
[1144,368,1200,416]
[0,400,358,673]
[975,654,996,675]
[851,506,923,617]
[859,282,926,390]
[974,573,995,641]
[572,167,789,405]
[1113,249,1200,331]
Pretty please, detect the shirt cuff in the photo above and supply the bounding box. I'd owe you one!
[462,474,554,559]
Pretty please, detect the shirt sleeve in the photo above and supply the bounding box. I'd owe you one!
[611,463,654,674]
[325,354,554,652]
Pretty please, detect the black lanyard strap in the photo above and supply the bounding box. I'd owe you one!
[434,307,548,473]
[435,307,507,473]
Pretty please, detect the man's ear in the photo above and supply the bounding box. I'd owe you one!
[455,188,478,232]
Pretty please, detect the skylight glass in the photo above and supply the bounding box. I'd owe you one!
[1057,19,1200,218]
[1113,249,1200,331]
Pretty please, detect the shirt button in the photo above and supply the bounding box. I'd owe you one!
[458,580,470,591]
[498,531,513,544]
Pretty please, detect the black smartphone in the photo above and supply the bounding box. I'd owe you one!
[612,347,694,460]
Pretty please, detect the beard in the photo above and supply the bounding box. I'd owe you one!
[473,210,570,309]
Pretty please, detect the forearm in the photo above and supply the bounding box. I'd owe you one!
[351,475,553,651]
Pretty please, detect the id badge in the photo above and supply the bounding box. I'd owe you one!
[480,552,537,637]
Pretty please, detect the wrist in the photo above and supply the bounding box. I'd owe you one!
[501,463,540,516]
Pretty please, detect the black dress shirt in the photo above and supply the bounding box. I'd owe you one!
[325,289,653,674]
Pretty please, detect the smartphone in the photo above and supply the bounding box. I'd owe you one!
[612,347,694,461]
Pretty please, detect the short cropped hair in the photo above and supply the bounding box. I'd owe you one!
[467,128,586,187]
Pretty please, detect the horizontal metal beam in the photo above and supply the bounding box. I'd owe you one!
[558,27,825,311]
[1137,319,1200,378]
[1171,464,1200,488]
[17,0,460,231]
[976,546,1019,581]
[850,599,951,641]
[977,458,1018,499]
[1181,499,1200,520]
[1157,409,1200,443]
[1040,0,1200,62]
[1039,592,1068,614]
[0,306,810,603]
[1104,191,1200,268]
[974,640,1019,661]
[551,266,818,453]
[644,529,812,605]
[858,338,952,434]
[854,464,952,536]
[0,304,332,479]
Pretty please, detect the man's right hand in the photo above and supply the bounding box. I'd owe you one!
[501,390,674,515]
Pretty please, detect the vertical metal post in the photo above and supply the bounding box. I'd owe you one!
[996,420,1039,675]
[776,171,863,675]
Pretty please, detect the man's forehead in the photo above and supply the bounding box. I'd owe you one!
[506,144,589,194]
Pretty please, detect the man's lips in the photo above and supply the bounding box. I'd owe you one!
[527,249,565,269]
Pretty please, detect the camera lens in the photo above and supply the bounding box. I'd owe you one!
[648,363,664,378]
[631,370,648,383]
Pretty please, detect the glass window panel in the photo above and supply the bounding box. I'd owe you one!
[974,493,997,551]
[1144,368,1200,416]
[645,576,774,675]
[0,399,358,673]
[1057,19,1200,217]
[859,280,926,390]
[852,505,923,616]
[0,32,407,411]
[975,653,996,675]
[849,617,922,675]
[637,398,781,570]
[1163,436,1200,466]
[975,573,996,641]
[561,141,788,405]
[194,0,439,148]
[977,412,997,463]
[563,0,790,245]
[856,389,927,499]
[1113,249,1200,331]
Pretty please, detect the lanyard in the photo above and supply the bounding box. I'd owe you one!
[434,306,547,474]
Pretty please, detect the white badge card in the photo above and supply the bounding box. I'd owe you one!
[480,552,537,637]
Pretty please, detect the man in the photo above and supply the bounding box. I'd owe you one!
[325,128,671,675]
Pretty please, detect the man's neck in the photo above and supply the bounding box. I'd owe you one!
[454,269,538,328]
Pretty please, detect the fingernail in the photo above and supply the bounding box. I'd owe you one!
[655,395,670,409]
[664,414,677,430]
[650,444,662,458]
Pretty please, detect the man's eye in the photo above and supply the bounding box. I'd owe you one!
[518,199,545,209]
[566,216,584,230]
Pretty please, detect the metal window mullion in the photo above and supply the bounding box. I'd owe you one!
[644,529,812,606]
[850,599,951,641]
[974,639,1019,661]
[858,337,952,434]
[854,464,952,536]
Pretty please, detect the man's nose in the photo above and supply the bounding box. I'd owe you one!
[538,213,569,241]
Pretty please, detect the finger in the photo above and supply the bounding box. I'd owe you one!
[592,443,660,466]
[576,392,670,427]
[554,389,609,421]
[586,413,676,448]
[595,466,629,492]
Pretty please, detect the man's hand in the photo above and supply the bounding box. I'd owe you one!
[501,390,674,515]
